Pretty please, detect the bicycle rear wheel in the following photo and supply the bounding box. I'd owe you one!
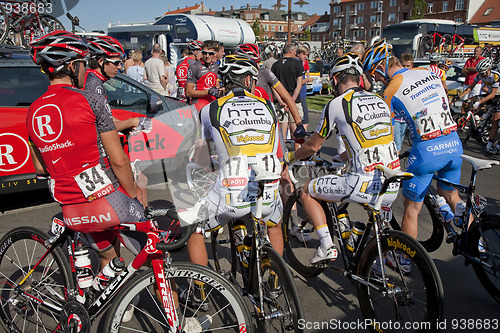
[389,192,444,253]
[0,5,8,43]
[282,190,325,278]
[105,262,254,332]
[418,35,433,57]
[252,245,305,333]
[357,230,444,332]
[0,227,74,332]
[467,215,500,304]
[21,14,64,48]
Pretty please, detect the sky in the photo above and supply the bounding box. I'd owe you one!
[55,0,331,33]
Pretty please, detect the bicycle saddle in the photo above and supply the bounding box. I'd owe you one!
[177,201,206,226]
[375,165,414,181]
[461,155,500,171]
[251,164,280,183]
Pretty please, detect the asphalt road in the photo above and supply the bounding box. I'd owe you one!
[1,110,500,332]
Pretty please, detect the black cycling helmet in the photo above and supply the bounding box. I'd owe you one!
[29,30,89,71]
[188,40,202,53]
[86,35,124,58]
[219,55,259,90]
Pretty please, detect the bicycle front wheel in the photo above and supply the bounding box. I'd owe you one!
[21,14,64,48]
[282,190,325,277]
[467,215,500,304]
[252,245,305,333]
[105,262,254,333]
[0,227,74,332]
[0,5,9,43]
[357,230,444,332]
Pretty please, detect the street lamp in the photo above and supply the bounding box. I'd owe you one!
[274,0,309,43]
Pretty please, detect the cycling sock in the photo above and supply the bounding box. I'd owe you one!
[315,224,334,249]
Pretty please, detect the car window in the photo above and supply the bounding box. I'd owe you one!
[309,62,318,73]
[0,67,49,106]
[104,78,149,113]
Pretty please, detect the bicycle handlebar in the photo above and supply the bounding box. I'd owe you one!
[144,206,197,251]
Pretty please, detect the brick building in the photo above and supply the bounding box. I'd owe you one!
[329,0,476,42]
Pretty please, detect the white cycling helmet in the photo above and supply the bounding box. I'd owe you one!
[476,58,493,73]
[429,53,442,62]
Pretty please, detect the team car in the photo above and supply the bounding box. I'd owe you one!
[0,44,197,194]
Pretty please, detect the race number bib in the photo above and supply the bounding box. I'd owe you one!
[74,164,114,201]
[51,216,65,237]
[221,155,250,189]
[253,153,281,178]
[380,206,393,223]
[416,111,457,140]
[359,142,400,173]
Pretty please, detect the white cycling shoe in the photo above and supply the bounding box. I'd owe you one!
[309,246,338,264]
[183,315,213,333]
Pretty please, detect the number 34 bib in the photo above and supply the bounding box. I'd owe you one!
[74,164,115,201]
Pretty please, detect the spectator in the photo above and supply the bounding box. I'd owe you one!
[272,43,304,138]
[461,46,485,113]
[399,53,414,68]
[160,54,177,97]
[144,44,168,95]
[214,41,225,65]
[263,51,278,69]
[336,47,344,58]
[127,50,146,83]
[297,46,312,130]
[350,43,372,91]
[314,55,324,76]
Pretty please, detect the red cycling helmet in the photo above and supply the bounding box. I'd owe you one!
[235,43,261,62]
[29,30,89,70]
[87,35,124,58]
[188,40,202,52]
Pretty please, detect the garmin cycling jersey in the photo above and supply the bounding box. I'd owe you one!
[474,70,500,95]
[384,67,463,202]
[27,84,118,204]
[84,69,108,97]
[187,60,218,108]
[198,88,284,230]
[309,87,400,206]
[176,56,196,100]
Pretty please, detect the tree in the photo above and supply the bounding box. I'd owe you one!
[300,27,311,41]
[251,18,261,41]
[411,0,426,19]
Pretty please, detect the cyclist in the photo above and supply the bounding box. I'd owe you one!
[27,31,146,272]
[186,40,223,111]
[363,39,463,273]
[184,55,285,305]
[428,53,448,94]
[176,40,202,102]
[458,58,500,154]
[291,53,401,264]
[85,35,149,206]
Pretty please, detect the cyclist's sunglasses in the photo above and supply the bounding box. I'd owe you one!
[202,51,216,56]
[106,59,122,66]
[478,70,488,76]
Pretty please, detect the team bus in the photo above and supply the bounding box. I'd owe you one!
[381,19,477,58]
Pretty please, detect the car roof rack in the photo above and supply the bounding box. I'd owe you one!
[0,43,29,57]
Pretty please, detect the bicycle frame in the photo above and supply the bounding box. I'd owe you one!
[15,220,182,330]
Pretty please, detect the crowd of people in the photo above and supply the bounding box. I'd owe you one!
[23,28,499,330]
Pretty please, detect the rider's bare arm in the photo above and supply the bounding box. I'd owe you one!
[101,130,137,198]
[29,143,48,176]
[273,83,302,124]
[295,132,326,161]
[186,82,208,99]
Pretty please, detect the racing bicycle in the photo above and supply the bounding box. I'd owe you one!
[281,154,444,332]
[451,96,495,146]
[0,204,254,332]
[389,152,500,304]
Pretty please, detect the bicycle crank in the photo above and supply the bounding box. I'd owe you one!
[60,301,91,333]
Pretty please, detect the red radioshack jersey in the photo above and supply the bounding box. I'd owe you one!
[176,56,196,89]
[26,84,119,204]
[187,60,218,108]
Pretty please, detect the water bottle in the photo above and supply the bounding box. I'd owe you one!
[92,257,125,291]
[241,235,252,268]
[74,246,93,289]
[436,195,454,224]
[346,221,365,255]
[454,201,467,227]
[336,210,352,240]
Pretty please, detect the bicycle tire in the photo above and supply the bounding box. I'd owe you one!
[418,35,433,57]
[442,34,452,53]
[389,190,444,253]
[104,262,254,333]
[0,5,9,43]
[282,190,325,278]
[252,245,305,333]
[21,14,64,48]
[467,215,500,304]
[0,227,75,332]
[357,230,444,332]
